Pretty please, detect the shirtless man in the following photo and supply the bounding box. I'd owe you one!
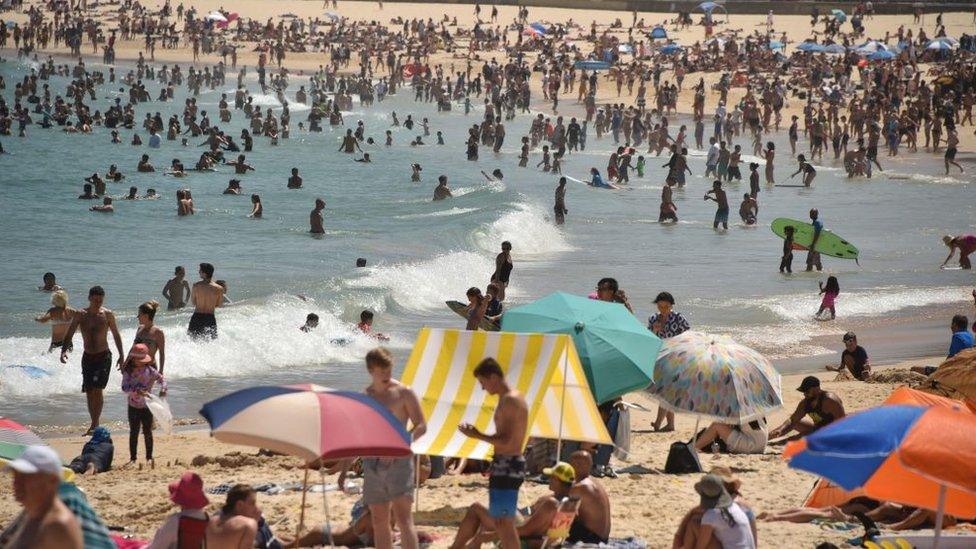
[35,290,74,353]
[566,451,611,544]
[59,286,125,435]
[205,485,259,549]
[433,175,453,201]
[162,265,191,310]
[459,358,529,549]
[769,376,845,442]
[188,263,224,340]
[2,446,84,549]
[339,129,362,153]
[554,177,567,225]
[38,272,62,292]
[310,198,326,234]
[287,168,303,189]
[224,154,254,175]
[704,180,729,230]
[340,348,426,549]
[659,180,677,223]
[490,241,513,302]
[137,154,155,172]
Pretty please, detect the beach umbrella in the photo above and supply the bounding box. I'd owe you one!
[501,292,662,404]
[920,348,976,402]
[868,49,896,61]
[645,331,782,424]
[204,10,228,22]
[767,40,784,50]
[199,384,411,461]
[0,441,75,481]
[785,405,976,547]
[0,417,44,447]
[573,60,611,71]
[823,43,847,54]
[649,26,668,40]
[59,482,114,549]
[530,22,548,35]
[831,9,847,23]
[323,11,341,21]
[796,42,826,53]
[927,40,954,51]
[618,43,634,54]
[660,43,683,55]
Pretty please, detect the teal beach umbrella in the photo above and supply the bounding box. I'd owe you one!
[501,292,662,403]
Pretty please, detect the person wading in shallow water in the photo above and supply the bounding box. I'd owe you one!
[188,263,224,340]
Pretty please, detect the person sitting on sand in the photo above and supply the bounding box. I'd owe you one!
[674,467,757,549]
[941,234,976,270]
[768,376,845,442]
[676,473,756,549]
[449,461,577,549]
[826,332,871,380]
[693,418,768,455]
[760,500,957,532]
[206,484,289,549]
[148,471,210,549]
[0,445,84,549]
[913,315,973,377]
[565,451,612,544]
[67,426,114,476]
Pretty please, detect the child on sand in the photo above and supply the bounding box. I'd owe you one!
[120,343,167,467]
[816,276,840,320]
[780,226,795,274]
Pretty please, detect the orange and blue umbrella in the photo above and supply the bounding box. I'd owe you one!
[785,405,976,545]
[200,384,412,462]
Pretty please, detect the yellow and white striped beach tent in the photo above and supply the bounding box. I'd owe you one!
[402,328,611,460]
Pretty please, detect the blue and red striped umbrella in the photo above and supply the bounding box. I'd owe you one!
[200,384,412,462]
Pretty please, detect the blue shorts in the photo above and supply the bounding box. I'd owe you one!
[489,488,520,519]
[715,207,729,225]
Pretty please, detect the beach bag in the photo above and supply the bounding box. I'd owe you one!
[664,441,701,474]
[612,407,631,462]
[145,394,173,435]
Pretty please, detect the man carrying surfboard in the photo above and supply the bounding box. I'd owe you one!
[805,209,823,272]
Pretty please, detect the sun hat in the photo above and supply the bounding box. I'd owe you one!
[126,343,154,365]
[543,462,576,484]
[708,466,742,494]
[169,471,209,509]
[4,445,63,477]
[695,474,733,509]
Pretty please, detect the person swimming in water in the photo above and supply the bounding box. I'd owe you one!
[433,175,453,201]
[738,193,758,225]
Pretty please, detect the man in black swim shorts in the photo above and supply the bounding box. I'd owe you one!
[188,262,224,340]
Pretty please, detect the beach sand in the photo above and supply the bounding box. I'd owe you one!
[0,359,950,547]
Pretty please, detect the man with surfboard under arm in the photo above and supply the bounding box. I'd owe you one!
[805,209,823,272]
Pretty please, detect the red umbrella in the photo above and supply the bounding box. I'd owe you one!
[0,417,44,447]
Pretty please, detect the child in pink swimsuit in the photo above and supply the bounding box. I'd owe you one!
[816,276,840,320]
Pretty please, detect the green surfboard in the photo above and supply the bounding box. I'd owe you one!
[770,218,859,261]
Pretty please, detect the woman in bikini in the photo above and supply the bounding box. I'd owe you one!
[134,300,166,375]
[36,290,75,353]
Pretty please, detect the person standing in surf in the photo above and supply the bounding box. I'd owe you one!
[36,290,75,353]
[554,177,568,225]
[310,198,326,234]
[491,241,513,302]
[188,263,224,340]
[59,286,125,435]
[162,266,191,310]
[806,209,823,272]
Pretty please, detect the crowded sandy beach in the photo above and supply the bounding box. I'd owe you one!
[2,0,976,547]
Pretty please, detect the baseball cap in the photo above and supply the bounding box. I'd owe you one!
[797,375,821,393]
[843,331,857,342]
[653,292,675,305]
[542,462,576,484]
[4,445,63,476]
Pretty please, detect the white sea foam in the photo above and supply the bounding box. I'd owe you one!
[345,251,494,312]
[395,207,479,219]
[471,203,573,256]
[0,295,385,398]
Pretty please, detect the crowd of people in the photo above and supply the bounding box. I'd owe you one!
[5,0,976,547]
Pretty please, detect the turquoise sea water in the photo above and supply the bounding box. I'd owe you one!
[1,59,974,426]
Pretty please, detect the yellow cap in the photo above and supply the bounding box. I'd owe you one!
[542,462,576,484]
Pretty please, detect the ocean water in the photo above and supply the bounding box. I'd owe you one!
[1,60,974,427]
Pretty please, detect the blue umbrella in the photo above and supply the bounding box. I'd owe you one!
[573,60,611,71]
[823,43,847,54]
[868,49,896,61]
[796,42,825,53]
[768,40,784,50]
[649,26,668,39]
[698,1,719,11]
[660,44,683,54]
[530,22,547,34]
[831,9,847,23]
[927,40,952,51]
